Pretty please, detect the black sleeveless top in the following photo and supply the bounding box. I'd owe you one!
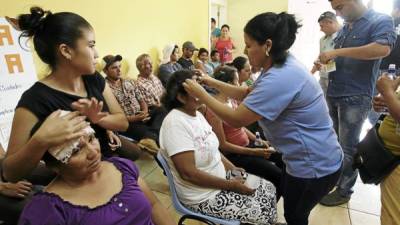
[17,72,113,157]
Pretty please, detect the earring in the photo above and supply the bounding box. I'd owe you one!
[265,50,269,57]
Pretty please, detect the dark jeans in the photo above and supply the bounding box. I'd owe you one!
[0,160,55,224]
[122,121,158,141]
[282,166,341,225]
[327,95,371,197]
[120,106,167,143]
[113,135,142,161]
[225,152,283,199]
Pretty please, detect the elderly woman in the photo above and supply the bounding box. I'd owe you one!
[159,70,277,225]
[158,44,183,88]
[373,75,400,225]
[19,112,174,225]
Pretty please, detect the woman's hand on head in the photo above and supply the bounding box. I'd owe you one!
[182,78,208,101]
[193,70,214,86]
[32,110,89,148]
[71,97,109,124]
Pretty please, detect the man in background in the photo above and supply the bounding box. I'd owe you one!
[311,11,340,97]
[319,0,396,206]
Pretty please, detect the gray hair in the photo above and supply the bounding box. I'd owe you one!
[136,53,151,70]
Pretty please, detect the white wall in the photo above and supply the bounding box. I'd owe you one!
[288,0,333,71]
[227,0,288,58]
[210,0,228,27]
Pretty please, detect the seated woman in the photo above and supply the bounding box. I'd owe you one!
[229,56,252,86]
[204,66,283,197]
[159,70,277,225]
[19,112,174,225]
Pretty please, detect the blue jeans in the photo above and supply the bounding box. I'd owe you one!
[319,77,329,98]
[326,95,372,197]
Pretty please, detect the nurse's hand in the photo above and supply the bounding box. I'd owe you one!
[183,78,208,101]
[193,70,214,86]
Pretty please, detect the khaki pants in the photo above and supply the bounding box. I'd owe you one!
[381,166,400,225]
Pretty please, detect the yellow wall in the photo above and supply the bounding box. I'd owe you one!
[227,0,288,58]
[1,0,209,79]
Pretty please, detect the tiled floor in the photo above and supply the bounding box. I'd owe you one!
[137,152,382,225]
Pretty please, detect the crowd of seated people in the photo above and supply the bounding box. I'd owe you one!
[5,1,400,225]
[103,54,161,155]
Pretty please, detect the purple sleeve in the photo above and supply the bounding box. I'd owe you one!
[108,157,140,180]
[18,194,66,225]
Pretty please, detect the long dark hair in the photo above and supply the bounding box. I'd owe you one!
[18,6,92,70]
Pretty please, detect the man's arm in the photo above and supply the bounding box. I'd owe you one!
[319,42,391,63]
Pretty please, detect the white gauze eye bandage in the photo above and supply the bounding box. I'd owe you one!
[47,110,95,164]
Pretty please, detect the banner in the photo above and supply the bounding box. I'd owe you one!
[0,17,37,150]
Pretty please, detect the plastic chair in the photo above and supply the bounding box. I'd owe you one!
[155,152,241,225]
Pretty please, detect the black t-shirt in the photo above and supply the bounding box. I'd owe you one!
[177,57,194,70]
[380,18,400,70]
[17,72,113,157]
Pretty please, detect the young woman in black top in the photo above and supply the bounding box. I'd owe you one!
[3,7,128,183]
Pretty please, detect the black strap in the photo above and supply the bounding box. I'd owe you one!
[375,114,387,129]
